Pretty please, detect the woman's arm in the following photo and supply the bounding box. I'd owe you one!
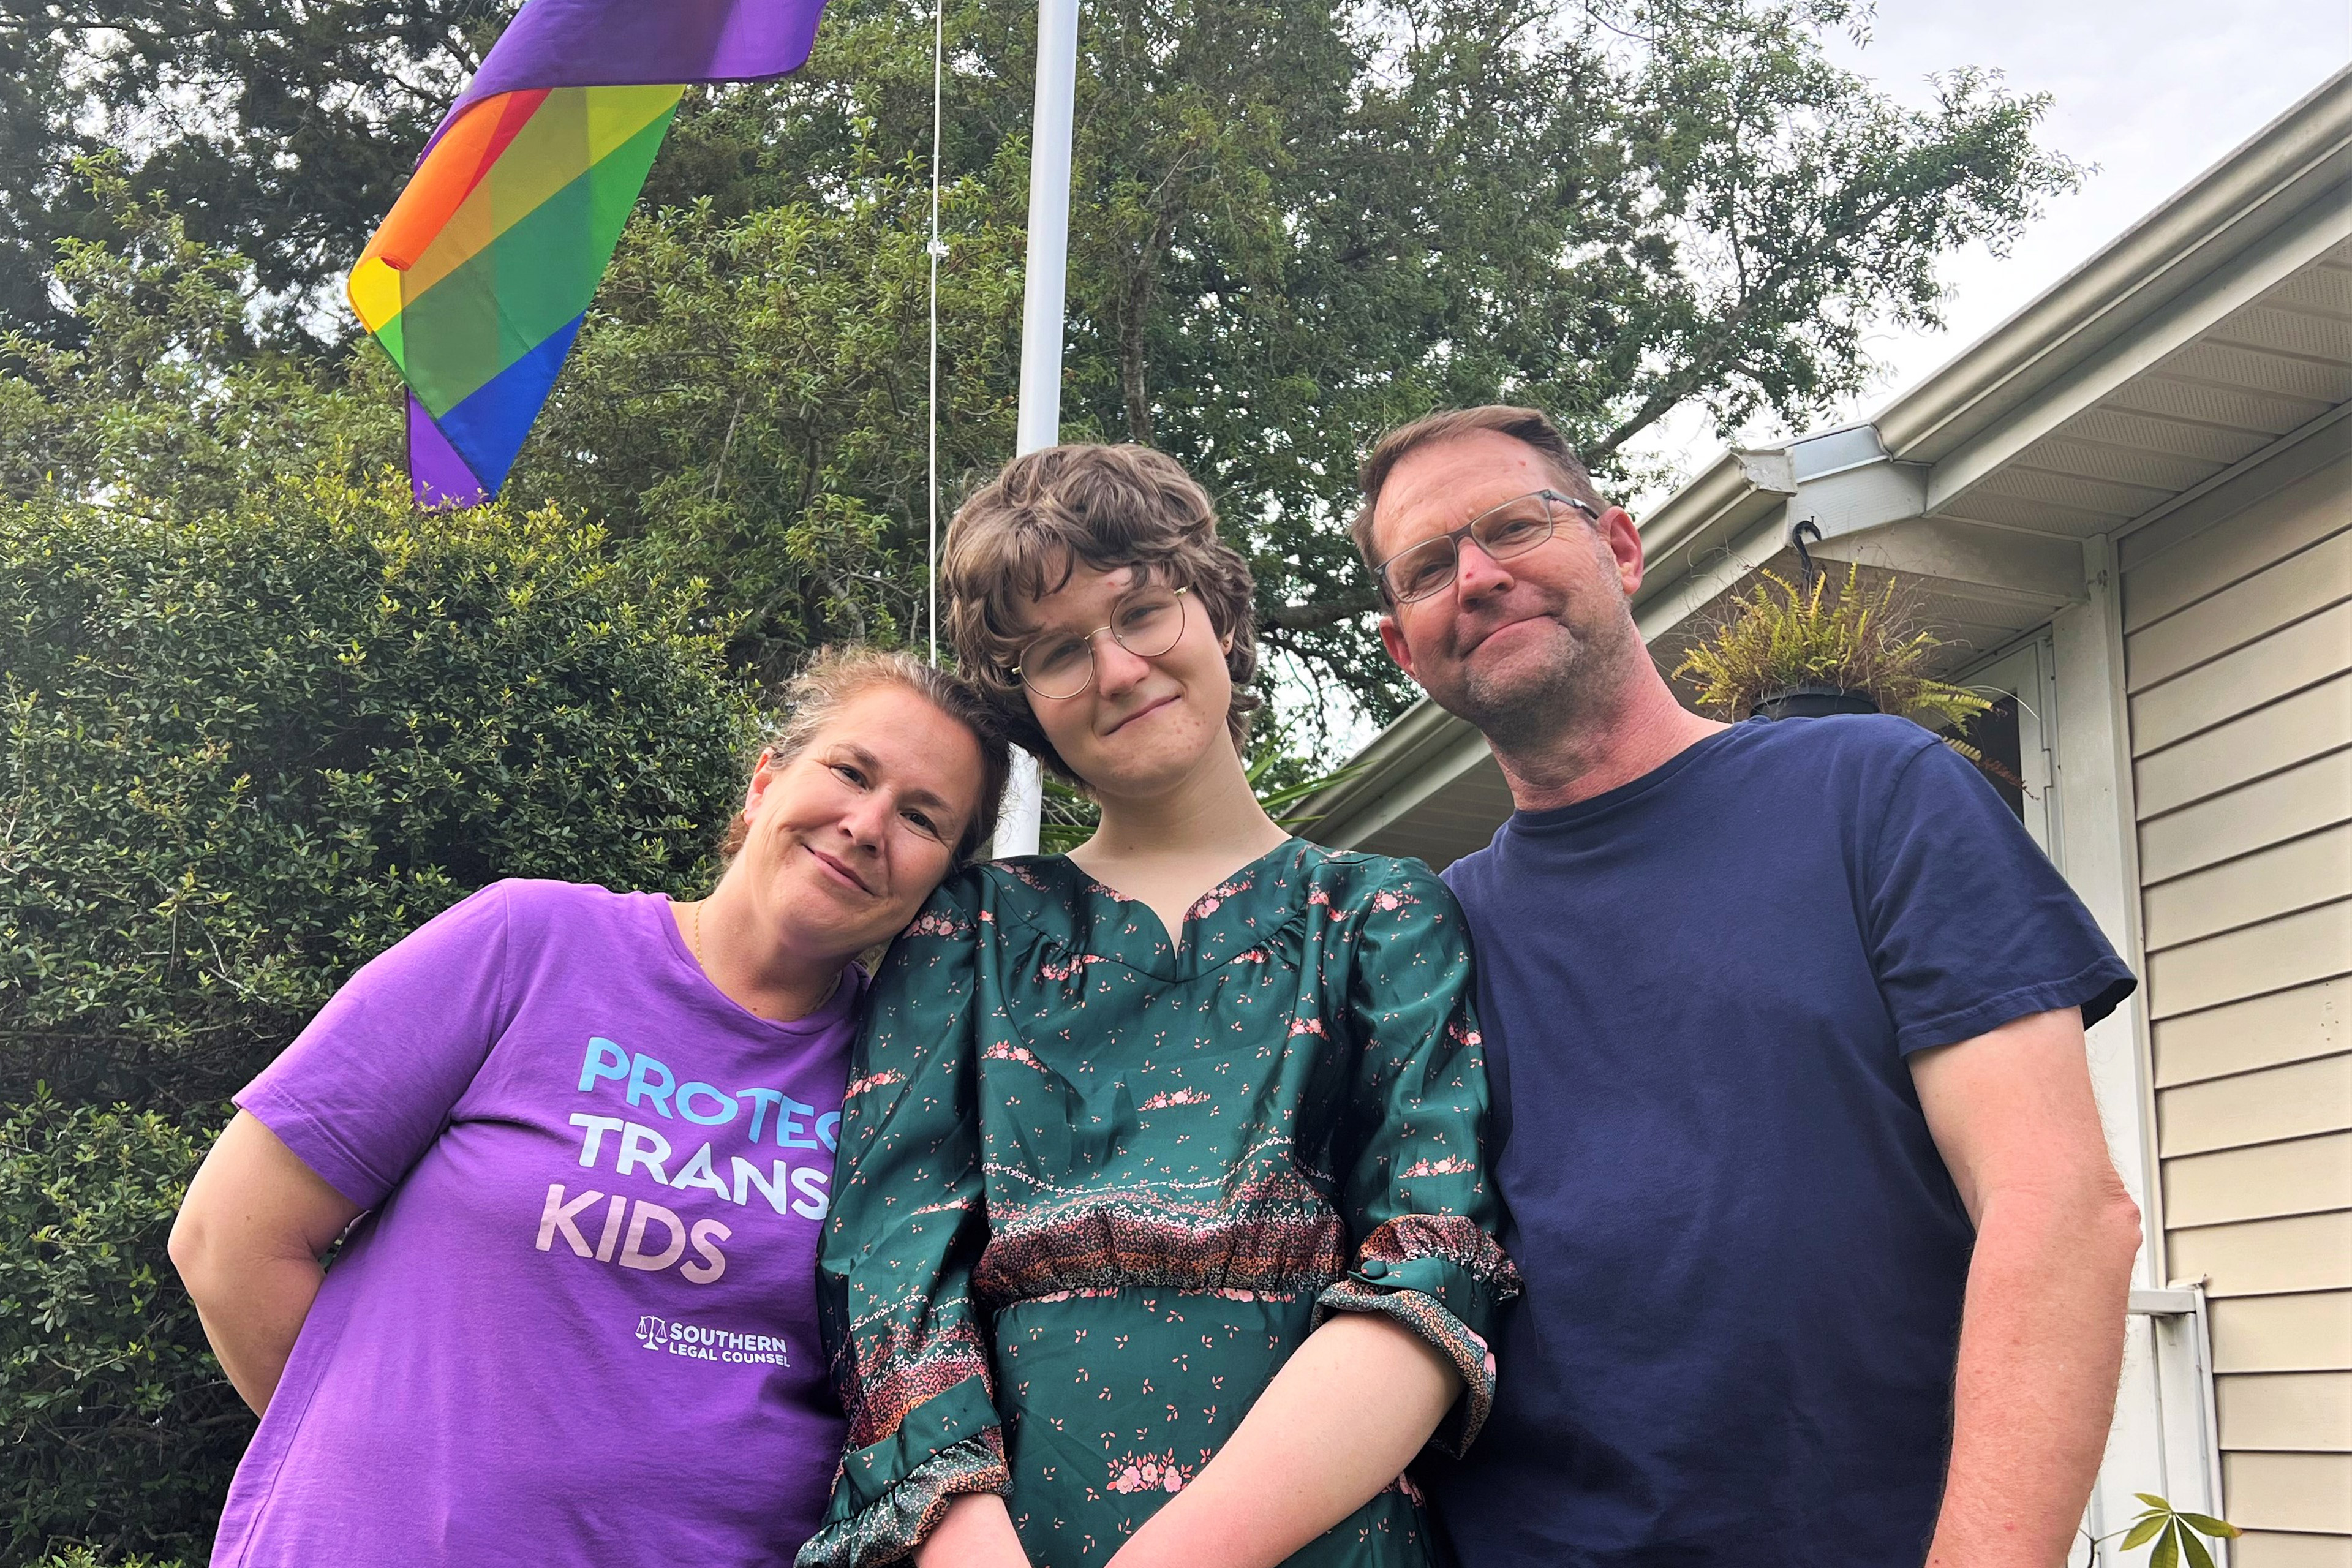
[915,1494,1031,1568]
[169,1110,363,1414]
[1106,1313,1458,1568]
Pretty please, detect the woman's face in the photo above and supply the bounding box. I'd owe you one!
[1018,560,1235,802]
[732,683,985,961]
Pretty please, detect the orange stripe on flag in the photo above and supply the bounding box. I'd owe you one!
[362,90,550,272]
[467,89,550,203]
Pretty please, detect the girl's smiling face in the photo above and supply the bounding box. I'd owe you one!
[1016,560,1238,803]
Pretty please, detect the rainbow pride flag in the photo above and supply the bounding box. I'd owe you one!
[347,0,829,507]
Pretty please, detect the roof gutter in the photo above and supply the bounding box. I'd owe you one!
[1875,66,2352,466]
[1627,448,1798,616]
[1297,699,1480,849]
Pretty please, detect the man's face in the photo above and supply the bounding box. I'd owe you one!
[1370,429,1648,744]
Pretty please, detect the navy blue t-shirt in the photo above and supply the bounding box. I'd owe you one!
[1423,715,2135,1568]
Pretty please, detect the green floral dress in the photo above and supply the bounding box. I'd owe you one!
[797,840,1517,1568]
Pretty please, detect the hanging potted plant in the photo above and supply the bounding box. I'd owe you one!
[1673,559,1993,729]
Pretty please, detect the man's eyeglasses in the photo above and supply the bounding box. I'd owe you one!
[1373,488,1599,605]
[1012,586,1190,699]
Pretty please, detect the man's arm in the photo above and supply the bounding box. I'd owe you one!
[1910,1006,2143,1568]
[169,1110,363,1414]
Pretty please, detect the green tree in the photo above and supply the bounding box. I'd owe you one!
[552,0,2084,722]
[0,1098,233,1563]
[6,0,2082,726]
[1046,0,2080,719]
[516,141,1032,680]
[0,159,401,518]
[0,0,519,345]
[0,473,755,1111]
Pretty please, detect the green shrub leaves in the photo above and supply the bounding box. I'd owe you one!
[0,1097,231,1563]
[0,474,753,1109]
[1,473,757,1559]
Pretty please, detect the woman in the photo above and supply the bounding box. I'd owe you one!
[170,649,1009,1568]
[802,446,1517,1568]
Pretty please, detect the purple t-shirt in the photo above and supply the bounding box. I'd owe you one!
[215,879,859,1567]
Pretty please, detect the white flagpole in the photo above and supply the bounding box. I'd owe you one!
[995,0,1079,857]
[925,0,946,667]
[1016,0,1078,458]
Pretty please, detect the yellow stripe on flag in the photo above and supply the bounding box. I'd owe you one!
[347,255,405,336]
[394,84,682,303]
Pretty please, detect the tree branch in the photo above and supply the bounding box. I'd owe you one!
[1588,184,1907,461]
[1259,590,1377,632]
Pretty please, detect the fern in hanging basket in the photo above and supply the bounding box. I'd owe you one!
[1673,561,1992,728]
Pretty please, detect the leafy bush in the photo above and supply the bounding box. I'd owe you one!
[0,1098,233,1564]
[0,160,401,522]
[0,473,755,1110]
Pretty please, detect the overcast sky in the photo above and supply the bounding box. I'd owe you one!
[1621,0,2352,488]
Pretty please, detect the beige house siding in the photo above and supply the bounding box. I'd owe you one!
[2122,438,2352,1566]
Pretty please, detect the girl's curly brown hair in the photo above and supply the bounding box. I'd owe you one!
[942,443,1261,781]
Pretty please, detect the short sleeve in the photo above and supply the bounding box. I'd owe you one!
[1866,737,2137,1055]
[235,883,517,1209]
[799,876,1007,1568]
[1314,860,1520,1457]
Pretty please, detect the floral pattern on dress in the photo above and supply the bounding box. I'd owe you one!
[831,1314,993,1453]
[1106,1450,1197,1494]
[799,841,1517,1568]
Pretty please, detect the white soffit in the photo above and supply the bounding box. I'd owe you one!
[1342,753,1517,873]
[1929,237,2352,539]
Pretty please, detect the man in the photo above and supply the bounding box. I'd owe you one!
[1357,406,2144,1568]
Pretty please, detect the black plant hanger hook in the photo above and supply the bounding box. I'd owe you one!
[1790,518,1823,581]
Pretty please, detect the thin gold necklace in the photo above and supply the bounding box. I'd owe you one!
[688,900,840,1016]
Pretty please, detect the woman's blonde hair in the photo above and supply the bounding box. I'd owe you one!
[942,443,1261,780]
[722,646,1009,865]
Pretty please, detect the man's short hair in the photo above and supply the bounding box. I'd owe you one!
[942,442,1262,780]
[1352,405,1603,589]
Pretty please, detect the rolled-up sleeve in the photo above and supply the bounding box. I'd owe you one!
[1314,862,1520,1457]
[798,879,1008,1568]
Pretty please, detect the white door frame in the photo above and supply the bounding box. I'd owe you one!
[2041,538,2228,1564]
[1952,629,2059,856]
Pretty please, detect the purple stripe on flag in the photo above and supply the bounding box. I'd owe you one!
[431,0,827,147]
[409,393,488,510]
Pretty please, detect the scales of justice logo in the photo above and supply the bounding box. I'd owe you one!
[633,1314,792,1366]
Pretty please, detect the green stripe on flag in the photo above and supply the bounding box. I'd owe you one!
[396,100,676,414]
